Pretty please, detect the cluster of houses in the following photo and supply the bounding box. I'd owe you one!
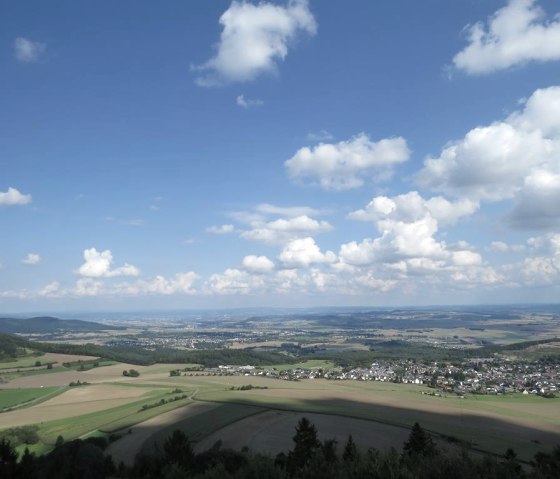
[215,358,559,396]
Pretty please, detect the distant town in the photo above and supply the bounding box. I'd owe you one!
[195,356,560,397]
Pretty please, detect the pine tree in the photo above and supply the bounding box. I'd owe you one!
[287,417,321,474]
[163,429,194,471]
[343,434,359,463]
[403,422,436,457]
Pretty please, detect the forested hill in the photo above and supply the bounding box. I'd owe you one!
[0,316,123,334]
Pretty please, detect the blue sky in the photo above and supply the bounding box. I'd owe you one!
[2,0,560,312]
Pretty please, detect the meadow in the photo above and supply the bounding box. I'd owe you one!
[1,351,559,464]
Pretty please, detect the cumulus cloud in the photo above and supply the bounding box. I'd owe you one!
[337,190,496,289]
[278,237,336,268]
[520,233,560,284]
[21,253,41,265]
[508,170,560,229]
[240,215,332,244]
[194,0,316,86]
[206,224,236,234]
[0,187,32,206]
[207,268,265,294]
[241,255,275,273]
[417,85,560,229]
[348,191,478,225]
[236,94,264,108]
[77,248,140,278]
[453,0,560,74]
[117,272,199,296]
[14,37,46,63]
[489,241,510,253]
[74,278,105,297]
[285,133,410,190]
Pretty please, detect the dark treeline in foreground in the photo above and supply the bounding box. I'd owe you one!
[2,419,560,479]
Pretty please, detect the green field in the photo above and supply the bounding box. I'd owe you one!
[0,386,65,411]
[10,388,196,456]
[268,359,335,371]
[1,356,558,463]
[0,354,46,369]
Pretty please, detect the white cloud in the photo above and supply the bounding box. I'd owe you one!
[509,170,560,229]
[285,133,410,190]
[206,224,235,234]
[520,233,560,284]
[240,215,332,244]
[348,191,478,225]
[338,190,496,289]
[21,253,41,265]
[417,85,560,229]
[74,278,104,297]
[14,37,46,63]
[0,187,32,206]
[254,203,322,217]
[194,0,316,86]
[77,248,140,278]
[306,130,334,142]
[453,0,560,74]
[241,255,275,273]
[278,237,336,268]
[119,272,199,296]
[236,94,264,108]
[207,268,265,294]
[489,241,510,252]
[38,281,62,297]
[452,250,482,267]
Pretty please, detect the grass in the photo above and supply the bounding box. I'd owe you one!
[188,379,559,461]
[267,359,335,371]
[0,386,66,411]
[0,354,46,370]
[0,366,67,382]
[3,363,558,462]
[35,388,197,447]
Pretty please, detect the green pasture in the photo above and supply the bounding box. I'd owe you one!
[0,366,67,383]
[0,386,66,411]
[0,354,46,370]
[267,359,335,371]
[36,388,196,446]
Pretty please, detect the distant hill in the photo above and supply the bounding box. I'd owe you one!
[0,316,123,334]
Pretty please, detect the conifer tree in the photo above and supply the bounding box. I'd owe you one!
[403,422,436,457]
[343,434,359,463]
[287,417,321,474]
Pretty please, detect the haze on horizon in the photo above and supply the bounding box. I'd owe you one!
[2,0,560,312]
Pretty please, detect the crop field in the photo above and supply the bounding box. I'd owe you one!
[188,378,560,461]
[106,401,219,465]
[1,355,559,463]
[195,410,411,455]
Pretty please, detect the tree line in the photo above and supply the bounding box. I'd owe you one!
[1,419,559,478]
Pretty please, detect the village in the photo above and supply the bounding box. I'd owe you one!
[211,357,560,397]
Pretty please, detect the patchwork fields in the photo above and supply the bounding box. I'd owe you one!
[1,352,559,463]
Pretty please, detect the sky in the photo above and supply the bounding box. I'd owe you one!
[2,0,560,312]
